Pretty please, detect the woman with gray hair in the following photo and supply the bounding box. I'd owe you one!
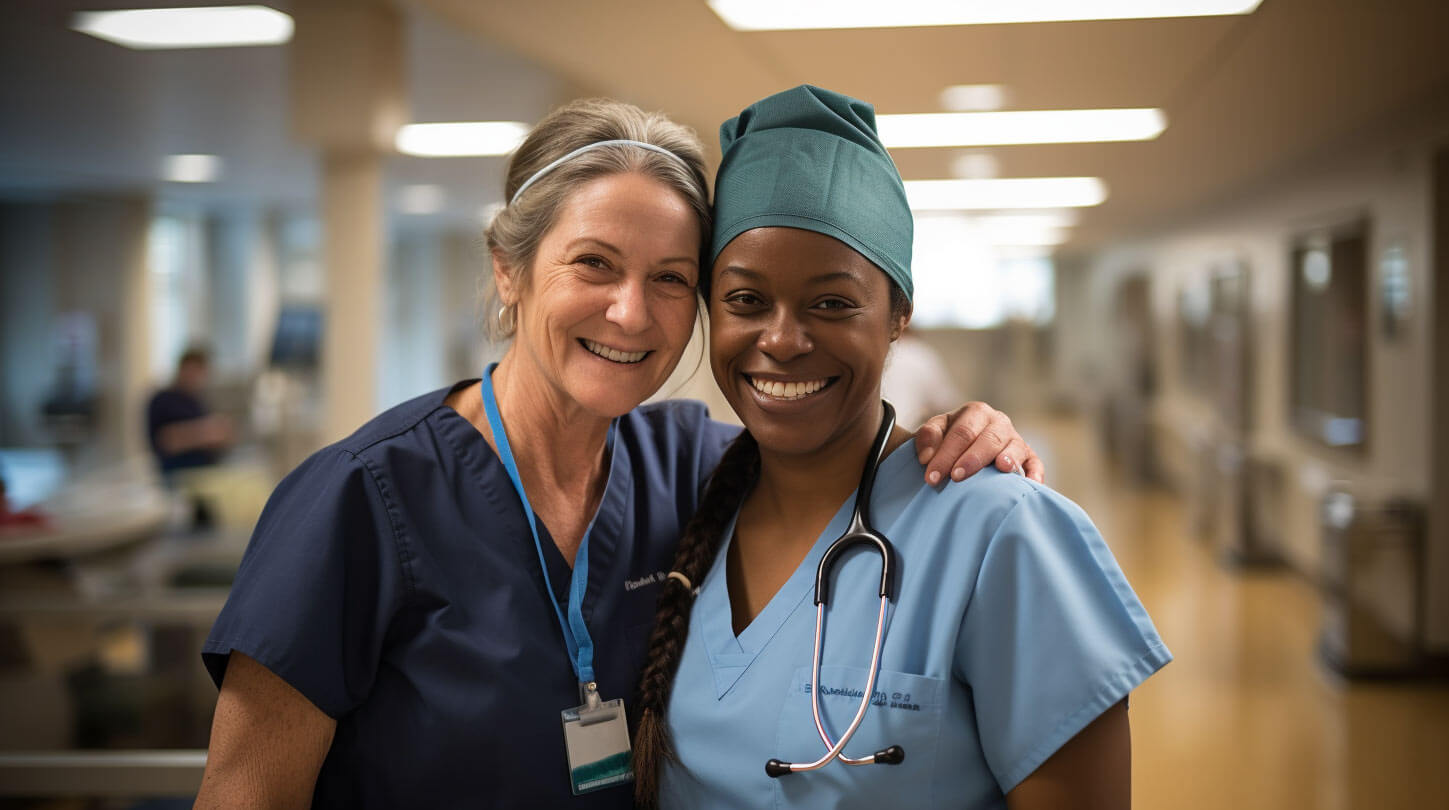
[194,97,1040,808]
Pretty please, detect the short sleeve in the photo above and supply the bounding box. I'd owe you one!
[955,489,1170,793]
[695,416,740,489]
[202,447,408,718]
[646,398,739,496]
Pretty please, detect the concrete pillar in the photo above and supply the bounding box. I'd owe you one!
[288,0,405,441]
[50,197,153,465]
[317,152,387,437]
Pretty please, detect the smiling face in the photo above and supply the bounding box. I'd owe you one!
[709,227,909,459]
[496,171,702,418]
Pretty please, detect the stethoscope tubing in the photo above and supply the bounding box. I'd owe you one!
[765,402,906,778]
[812,597,890,765]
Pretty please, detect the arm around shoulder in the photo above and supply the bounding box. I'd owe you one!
[195,652,337,809]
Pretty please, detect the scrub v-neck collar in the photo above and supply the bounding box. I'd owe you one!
[435,380,634,626]
[694,441,919,700]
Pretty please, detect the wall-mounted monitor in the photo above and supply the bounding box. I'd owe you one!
[268,305,322,370]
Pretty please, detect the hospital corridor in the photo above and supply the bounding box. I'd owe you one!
[3,0,1449,807]
[1020,413,1449,810]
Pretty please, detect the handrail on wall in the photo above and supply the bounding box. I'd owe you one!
[0,750,207,797]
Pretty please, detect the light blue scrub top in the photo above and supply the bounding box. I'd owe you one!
[661,444,1171,809]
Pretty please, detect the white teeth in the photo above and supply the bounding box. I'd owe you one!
[748,376,828,400]
[583,339,647,364]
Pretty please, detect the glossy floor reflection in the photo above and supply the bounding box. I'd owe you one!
[1021,413,1449,810]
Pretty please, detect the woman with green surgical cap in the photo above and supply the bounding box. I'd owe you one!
[632,86,1171,809]
[196,96,1042,809]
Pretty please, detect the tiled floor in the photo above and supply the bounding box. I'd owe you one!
[1024,414,1449,810]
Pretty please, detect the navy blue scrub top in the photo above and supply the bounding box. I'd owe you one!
[147,387,219,474]
[203,381,737,808]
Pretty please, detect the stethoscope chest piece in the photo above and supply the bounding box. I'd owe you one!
[766,401,906,778]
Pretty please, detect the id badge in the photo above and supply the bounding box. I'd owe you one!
[561,682,633,795]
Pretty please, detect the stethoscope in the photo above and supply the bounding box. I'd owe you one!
[766,401,906,778]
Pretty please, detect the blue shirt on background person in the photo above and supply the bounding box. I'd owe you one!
[203,381,736,808]
[147,386,218,475]
[146,347,232,479]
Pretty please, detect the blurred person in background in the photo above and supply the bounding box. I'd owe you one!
[194,98,1041,809]
[631,85,1167,809]
[882,325,965,432]
[146,346,234,480]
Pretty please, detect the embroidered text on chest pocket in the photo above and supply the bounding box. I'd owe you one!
[771,665,947,809]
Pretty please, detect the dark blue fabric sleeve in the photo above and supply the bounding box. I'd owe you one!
[203,447,409,718]
[695,415,740,487]
[641,398,740,497]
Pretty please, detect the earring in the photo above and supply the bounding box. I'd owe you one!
[497,304,516,334]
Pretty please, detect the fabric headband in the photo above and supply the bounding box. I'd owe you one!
[508,139,688,205]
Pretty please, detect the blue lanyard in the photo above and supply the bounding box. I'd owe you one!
[480,363,609,685]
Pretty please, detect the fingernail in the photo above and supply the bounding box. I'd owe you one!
[928,470,941,485]
[952,467,966,481]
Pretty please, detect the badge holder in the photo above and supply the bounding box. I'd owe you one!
[561,681,633,795]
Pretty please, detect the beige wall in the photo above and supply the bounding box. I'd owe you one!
[1059,105,1449,651]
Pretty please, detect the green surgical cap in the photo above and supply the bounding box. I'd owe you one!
[710,85,913,301]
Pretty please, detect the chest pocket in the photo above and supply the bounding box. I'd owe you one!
[771,665,946,809]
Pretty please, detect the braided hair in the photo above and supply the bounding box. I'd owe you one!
[633,430,760,806]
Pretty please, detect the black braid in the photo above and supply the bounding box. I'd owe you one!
[633,431,760,806]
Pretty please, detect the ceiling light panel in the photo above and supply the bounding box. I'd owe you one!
[951,152,999,179]
[708,1,1261,30]
[395,122,531,157]
[972,211,1082,230]
[72,6,293,49]
[162,154,222,183]
[939,84,1008,112]
[878,109,1166,148]
[905,178,1108,210]
[916,213,1072,246]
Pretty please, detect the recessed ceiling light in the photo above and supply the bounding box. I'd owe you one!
[917,212,1072,246]
[904,178,1107,210]
[939,84,1008,112]
[162,154,222,183]
[72,6,293,49]
[951,152,999,180]
[396,122,531,157]
[972,211,1082,230]
[398,185,446,215]
[708,0,1261,30]
[878,109,1166,148]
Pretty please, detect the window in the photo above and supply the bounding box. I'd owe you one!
[1290,221,1368,449]
[147,213,207,381]
[910,213,1056,329]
